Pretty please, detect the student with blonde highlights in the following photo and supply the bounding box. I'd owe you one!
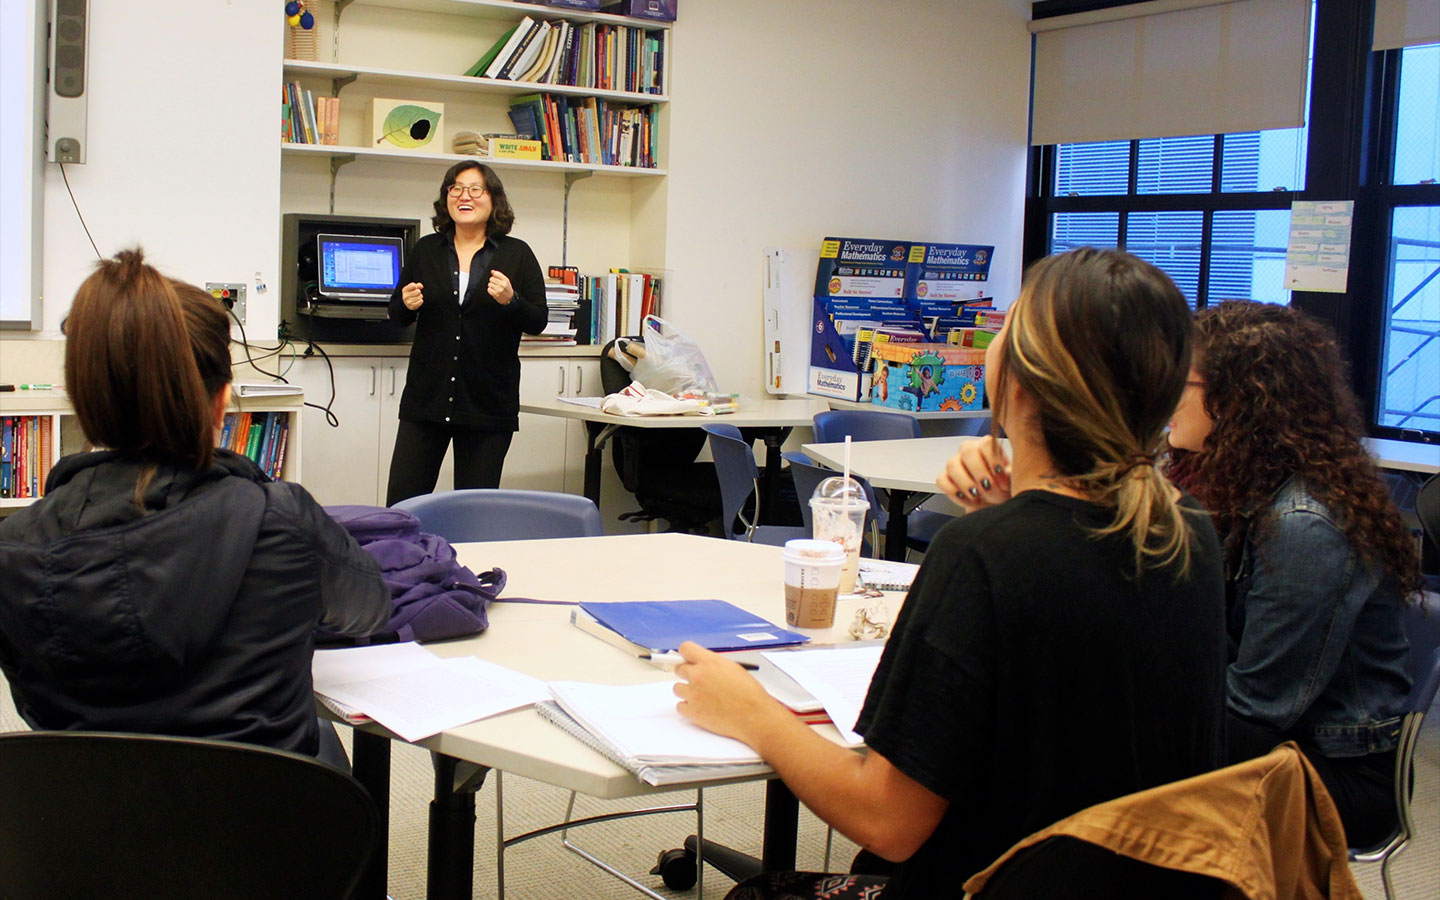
[670,249,1227,899]
[0,249,388,760]
[1167,300,1418,847]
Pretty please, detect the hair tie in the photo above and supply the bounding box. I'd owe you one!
[1118,455,1156,479]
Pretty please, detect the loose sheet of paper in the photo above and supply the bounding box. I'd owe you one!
[558,395,605,409]
[314,644,549,742]
[549,680,763,765]
[762,645,884,745]
[1285,200,1353,293]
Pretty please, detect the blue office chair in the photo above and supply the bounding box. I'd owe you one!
[810,410,950,555]
[703,423,808,546]
[783,450,880,554]
[393,488,603,541]
[1349,592,1440,900]
[0,731,380,900]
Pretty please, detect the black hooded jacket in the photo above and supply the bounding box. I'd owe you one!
[0,449,388,756]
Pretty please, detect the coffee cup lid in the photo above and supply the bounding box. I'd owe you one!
[782,539,846,564]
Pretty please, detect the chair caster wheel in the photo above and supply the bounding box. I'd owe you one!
[650,847,697,891]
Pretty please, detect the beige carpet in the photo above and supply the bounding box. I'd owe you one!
[2,675,1436,899]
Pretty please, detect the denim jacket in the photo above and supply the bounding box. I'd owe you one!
[1226,477,1411,757]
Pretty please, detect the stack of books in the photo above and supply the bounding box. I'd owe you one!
[526,265,582,346]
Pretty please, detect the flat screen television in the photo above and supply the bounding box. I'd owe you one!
[315,233,404,303]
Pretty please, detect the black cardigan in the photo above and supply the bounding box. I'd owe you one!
[388,231,548,431]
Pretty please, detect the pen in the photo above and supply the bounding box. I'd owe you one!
[19,384,55,390]
[0,385,13,392]
[641,652,760,671]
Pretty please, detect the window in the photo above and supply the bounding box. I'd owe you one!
[1039,126,1306,307]
[1375,44,1440,435]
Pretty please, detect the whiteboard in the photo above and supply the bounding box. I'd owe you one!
[0,0,45,330]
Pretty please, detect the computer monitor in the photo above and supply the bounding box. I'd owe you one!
[316,233,404,303]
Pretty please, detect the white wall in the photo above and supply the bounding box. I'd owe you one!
[5,0,1032,401]
[659,0,1031,395]
[34,0,278,337]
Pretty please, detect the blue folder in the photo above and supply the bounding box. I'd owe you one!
[578,599,811,653]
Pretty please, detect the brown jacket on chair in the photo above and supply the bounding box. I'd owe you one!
[963,743,1361,900]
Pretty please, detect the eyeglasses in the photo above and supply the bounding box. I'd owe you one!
[1185,380,1206,388]
[447,183,487,198]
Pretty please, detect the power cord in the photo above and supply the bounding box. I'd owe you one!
[59,162,102,260]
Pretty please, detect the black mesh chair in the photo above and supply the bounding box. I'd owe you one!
[596,337,721,532]
[0,731,381,900]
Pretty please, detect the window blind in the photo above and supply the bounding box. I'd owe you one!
[1372,0,1440,50]
[1030,0,1312,146]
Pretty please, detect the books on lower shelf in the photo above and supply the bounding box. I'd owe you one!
[581,269,662,345]
[508,92,659,167]
[221,410,291,480]
[0,415,55,500]
[282,83,339,146]
[573,599,811,655]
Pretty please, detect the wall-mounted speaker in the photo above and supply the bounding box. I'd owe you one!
[46,0,88,164]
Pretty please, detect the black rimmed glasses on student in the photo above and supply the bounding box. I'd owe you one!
[447,184,487,198]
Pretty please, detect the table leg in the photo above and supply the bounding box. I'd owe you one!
[583,423,603,505]
[758,427,793,525]
[761,780,800,871]
[351,730,391,900]
[427,752,490,900]
[885,489,910,562]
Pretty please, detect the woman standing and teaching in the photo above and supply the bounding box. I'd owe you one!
[386,161,548,506]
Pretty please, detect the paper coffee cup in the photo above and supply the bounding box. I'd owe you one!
[782,539,845,629]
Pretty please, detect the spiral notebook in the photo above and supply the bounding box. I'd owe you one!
[535,701,772,786]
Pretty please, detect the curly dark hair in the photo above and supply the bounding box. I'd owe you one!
[430,161,515,236]
[1168,301,1421,596]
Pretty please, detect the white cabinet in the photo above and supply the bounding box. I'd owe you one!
[512,356,597,494]
[290,355,454,506]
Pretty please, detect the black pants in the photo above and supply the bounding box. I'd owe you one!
[1227,712,1398,848]
[385,419,514,506]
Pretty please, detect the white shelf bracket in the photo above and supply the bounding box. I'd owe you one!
[561,171,594,268]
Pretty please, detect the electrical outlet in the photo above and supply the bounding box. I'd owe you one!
[205,282,246,325]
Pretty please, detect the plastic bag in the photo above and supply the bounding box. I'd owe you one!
[622,316,719,396]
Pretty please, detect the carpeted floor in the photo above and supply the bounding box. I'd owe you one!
[2,674,1436,899]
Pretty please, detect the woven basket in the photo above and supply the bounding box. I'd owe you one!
[284,0,332,62]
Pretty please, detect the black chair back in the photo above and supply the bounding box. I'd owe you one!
[0,731,380,900]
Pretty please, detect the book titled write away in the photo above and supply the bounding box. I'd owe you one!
[574,599,810,655]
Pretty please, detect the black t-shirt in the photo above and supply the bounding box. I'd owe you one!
[856,490,1226,897]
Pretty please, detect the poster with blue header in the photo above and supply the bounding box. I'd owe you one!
[808,237,919,401]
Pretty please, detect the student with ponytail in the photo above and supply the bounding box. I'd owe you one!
[0,250,388,760]
[1167,300,1418,848]
[670,249,1226,899]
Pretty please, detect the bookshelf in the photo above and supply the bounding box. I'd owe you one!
[282,0,671,177]
[0,391,305,512]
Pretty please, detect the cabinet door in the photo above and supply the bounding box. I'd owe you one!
[376,360,454,500]
[562,359,599,494]
[288,356,384,506]
[507,358,570,492]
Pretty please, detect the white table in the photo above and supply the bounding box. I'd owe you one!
[1365,438,1440,475]
[803,436,974,560]
[521,396,829,518]
[345,533,888,900]
[821,396,992,423]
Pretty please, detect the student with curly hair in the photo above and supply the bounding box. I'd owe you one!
[671,249,1227,899]
[1167,300,1419,847]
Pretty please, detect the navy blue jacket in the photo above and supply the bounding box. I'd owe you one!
[0,449,388,756]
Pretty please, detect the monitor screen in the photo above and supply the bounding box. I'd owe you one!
[316,233,404,302]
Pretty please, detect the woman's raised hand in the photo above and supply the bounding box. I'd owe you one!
[487,269,514,305]
[938,437,1012,511]
[401,282,425,310]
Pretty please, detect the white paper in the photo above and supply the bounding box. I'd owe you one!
[762,645,883,745]
[558,395,605,409]
[549,680,763,765]
[1285,200,1353,293]
[314,644,549,742]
